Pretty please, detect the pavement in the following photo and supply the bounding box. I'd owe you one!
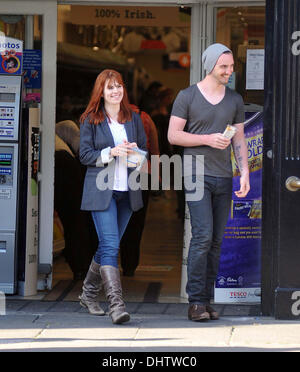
[1,300,300,353]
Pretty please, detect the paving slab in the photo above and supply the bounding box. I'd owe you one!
[1,300,300,352]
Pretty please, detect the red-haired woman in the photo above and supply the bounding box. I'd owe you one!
[78,70,147,324]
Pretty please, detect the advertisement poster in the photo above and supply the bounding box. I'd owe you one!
[0,36,23,75]
[215,112,263,303]
[18,107,40,296]
[23,50,41,89]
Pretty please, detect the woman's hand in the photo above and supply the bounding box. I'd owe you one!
[123,140,137,152]
[110,143,129,157]
[110,140,138,157]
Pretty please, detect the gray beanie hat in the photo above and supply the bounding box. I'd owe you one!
[202,43,232,74]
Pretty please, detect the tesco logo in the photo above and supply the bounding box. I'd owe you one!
[230,291,247,298]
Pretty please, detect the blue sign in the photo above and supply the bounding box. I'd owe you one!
[0,167,11,175]
[215,112,263,303]
[0,154,12,160]
[0,37,23,75]
[23,50,41,89]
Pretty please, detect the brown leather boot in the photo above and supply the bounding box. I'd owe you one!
[206,305,219,320]
[100,265,130,324]
[79,259,105,316]
[188,304,210,321]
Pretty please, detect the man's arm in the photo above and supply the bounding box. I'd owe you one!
[232,123,250,198]
[168,115,231,149]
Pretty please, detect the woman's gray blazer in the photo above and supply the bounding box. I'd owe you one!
[79,111,147,212]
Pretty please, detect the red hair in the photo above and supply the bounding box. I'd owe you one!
[80,69,132,125]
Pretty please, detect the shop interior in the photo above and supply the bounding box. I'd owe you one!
[51,5,191,303]
[0,4,265,303]
[216,6,265,108]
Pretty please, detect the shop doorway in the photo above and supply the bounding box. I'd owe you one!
[214,6,265,305]
[50,4,191,303]
[0,3,267,307]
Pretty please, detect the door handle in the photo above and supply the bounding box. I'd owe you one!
[286,176,300,191]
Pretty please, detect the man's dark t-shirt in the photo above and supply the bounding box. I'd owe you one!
[171,84,245,178]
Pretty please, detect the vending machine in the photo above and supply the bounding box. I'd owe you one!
[0,36,23,293]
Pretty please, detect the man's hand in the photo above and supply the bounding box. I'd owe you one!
[207,133,231,150]
[234,173,250,198]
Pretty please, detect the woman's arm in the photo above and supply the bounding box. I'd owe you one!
[79,118,115,167]
[135,112,148,153]
[79,119,102,166]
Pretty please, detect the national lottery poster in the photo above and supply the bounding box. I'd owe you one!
[0,36,23,75]
[214,112,263,303]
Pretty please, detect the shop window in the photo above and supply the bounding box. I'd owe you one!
[216,7,265,108]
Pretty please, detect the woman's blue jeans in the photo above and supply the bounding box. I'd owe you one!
[186,175,232,305]
[91,191,132,268]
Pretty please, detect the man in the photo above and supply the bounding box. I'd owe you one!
[168,43,250,321]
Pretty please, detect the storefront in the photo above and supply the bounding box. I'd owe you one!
[1,0,299,319]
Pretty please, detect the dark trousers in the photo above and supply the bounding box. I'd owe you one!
[186,175,232,305]
[120,181,151,275]
[54,150,97,278]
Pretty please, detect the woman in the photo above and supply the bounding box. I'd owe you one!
[78,69,147,324]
